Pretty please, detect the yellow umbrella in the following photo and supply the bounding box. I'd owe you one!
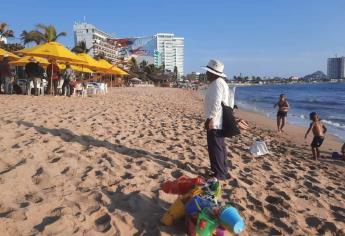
[71,65,93,73]
[76,53,106,71]
[58,63,94,73]
[0,48,20,60]
[18,42,84,63]
[109,66,128,76]
[97,59,128,75]
[9,56,49,67]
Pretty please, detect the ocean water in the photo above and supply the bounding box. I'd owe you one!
[235,83,345,141]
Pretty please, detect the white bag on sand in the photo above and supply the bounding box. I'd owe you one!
[250,141,269,156]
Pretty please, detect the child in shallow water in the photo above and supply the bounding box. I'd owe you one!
[304,112,327,160]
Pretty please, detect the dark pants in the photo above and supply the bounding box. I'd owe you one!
[207,129,229,179]
[62,80,71,96]
[52,80,59,95]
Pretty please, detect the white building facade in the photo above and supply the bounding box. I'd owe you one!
[0,36,7,44]
[73,22,117,62]
[155,33,184,76]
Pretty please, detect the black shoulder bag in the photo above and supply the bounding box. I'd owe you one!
[221,102,241,137]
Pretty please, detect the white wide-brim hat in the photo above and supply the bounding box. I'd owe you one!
[201,59,227,77]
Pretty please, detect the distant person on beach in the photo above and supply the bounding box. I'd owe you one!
[274,94,289,133]
[62,64,75,96]
[25,58,44,96]
[0,55,13,94]
[47,60,60,95]
[203,59,231,180]
[304,112,327,160]
[342,143,345,159]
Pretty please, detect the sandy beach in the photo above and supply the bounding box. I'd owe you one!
[0,87,344,236]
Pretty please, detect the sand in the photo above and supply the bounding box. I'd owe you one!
[0,87,344,236]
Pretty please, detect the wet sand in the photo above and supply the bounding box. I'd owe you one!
[0,87,344,235]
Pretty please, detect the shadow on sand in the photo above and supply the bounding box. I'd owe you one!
[17,120,203,175]
[17,120,193,235]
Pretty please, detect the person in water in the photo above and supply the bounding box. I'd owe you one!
[304,112,327,160]
[274,94,289,133]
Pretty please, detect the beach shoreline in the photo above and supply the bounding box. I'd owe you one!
[237,107,343,152]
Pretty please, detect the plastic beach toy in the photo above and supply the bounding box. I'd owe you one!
[196,208,219,236]
[161,197,186,226]
[219,206,245,234]
[250,140,269,156]
[186,215,225,236]
[185,196,213,215]
[161,176,205,194]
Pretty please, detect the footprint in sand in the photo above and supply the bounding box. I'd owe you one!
[32,208,62,233]
[81,166,93,181]
[31,167,44,185]
[25,193,43,203]
[94,213,112,232]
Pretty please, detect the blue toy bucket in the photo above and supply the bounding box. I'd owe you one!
[219,206,245,234]
[185,196,212,215]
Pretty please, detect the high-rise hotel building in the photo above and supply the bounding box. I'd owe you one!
[155,33,184,75]
[327,57,345,80]
[73,22,117,62]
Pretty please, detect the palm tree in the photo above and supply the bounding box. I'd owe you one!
[72,40,91,53]
[139,60,148,71]
[21,24,66,45]
[94,52,106,60]
[173,66,178,80]
[21,30,43,45]
[128,57,139,72]
[0,22,14,39]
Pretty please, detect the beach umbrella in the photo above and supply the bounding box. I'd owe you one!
[58,63,94,73]
[9,56,49,67]
[97,59,128,75]
[0,48,20,60]
[96,59,128,87]
[72,65,93,73]
[130,77,142,82]
[17,42,83,63]
[17,42,85,94]
[75,53,106,71]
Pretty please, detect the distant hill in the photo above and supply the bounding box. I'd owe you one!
[302,71,327,81]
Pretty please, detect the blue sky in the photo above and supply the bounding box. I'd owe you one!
[2,0,345,77]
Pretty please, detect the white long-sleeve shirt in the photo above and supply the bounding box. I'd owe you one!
[204,78,232,129]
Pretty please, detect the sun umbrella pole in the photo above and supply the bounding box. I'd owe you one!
[51,61,53,95]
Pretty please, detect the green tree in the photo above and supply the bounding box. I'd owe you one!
[128,57,139,73]
[159,63,165,74]
[72,40,91,53]
[21,24,66,45]
[139,60,148,71]
[21,30,43,45]
[0,23,14,40]
[94,52,106,60]
[0,43,24,52]
[173,66,178,81]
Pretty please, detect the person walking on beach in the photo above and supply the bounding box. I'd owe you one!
[62,64,75,96]
[304,112,327,160]
[203,59,231,180]
[47,60,60,95]
[274,94,289,133]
